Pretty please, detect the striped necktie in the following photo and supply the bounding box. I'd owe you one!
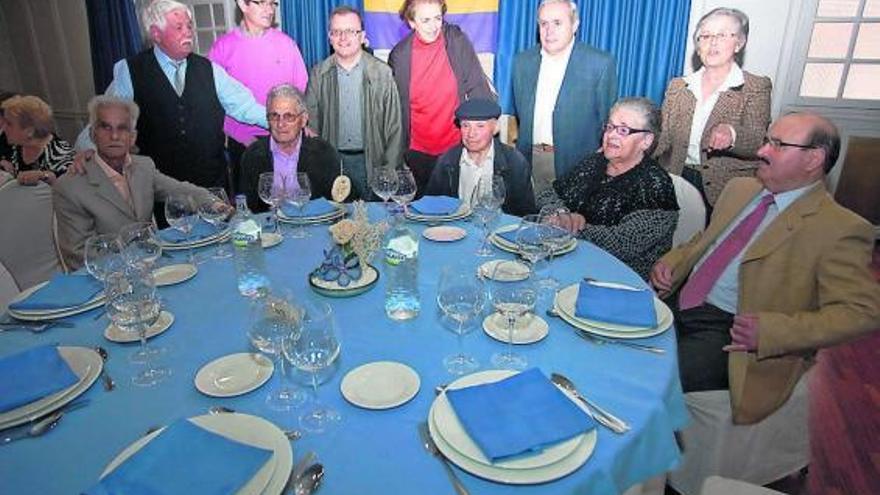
[172,61,185,97]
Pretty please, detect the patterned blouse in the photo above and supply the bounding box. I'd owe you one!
[539,152,679,280]
[8,134,74,176]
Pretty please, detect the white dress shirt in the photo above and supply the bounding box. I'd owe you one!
[684,64,744,165]
[458,141,495,206]
[532,41,575,146]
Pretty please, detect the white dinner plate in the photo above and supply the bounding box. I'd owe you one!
[422,226,467,243]
[477,259,530,281]
[100,413,292,495]
[261,232,283,249]
[0,346,102,430]
[482,313,549,345]
[152,264,197,286]
[194,353,275,398]
[554,284,673,339]
[340,361,420,410]
[104,311,174,343]
[277,205,346,224]
[429,369,596,480]
[490,224,577,256]
[405,203,472,222]
[6,280,105,320]
[160,228,231,250]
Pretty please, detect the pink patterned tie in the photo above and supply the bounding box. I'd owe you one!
[678,194,775,310]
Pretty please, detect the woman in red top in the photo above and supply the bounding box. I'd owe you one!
[388,0,494,196]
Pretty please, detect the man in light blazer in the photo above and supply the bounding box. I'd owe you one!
[651,112,880,424]
[54,96,225,270]
[511,0,617,195]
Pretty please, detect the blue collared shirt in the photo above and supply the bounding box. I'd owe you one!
[700,182,818,313]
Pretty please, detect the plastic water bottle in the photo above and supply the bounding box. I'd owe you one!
[384,220,420,320]
[231,194,270,298]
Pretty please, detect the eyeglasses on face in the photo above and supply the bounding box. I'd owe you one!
[761,135,817,151]
[246,0,278,8]
[267,110,304,123]
[696,32,739,44]
[603,123,651,137]
[329,28,362,39]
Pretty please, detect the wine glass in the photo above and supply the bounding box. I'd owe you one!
[470,175,506,256]
[437,263,486,375]
[119,222,163,270]
[247,290,306,411]
[84,234,124,282]
[516,214,552,285]
[488,260,537,370]
[284,172,312,239]
[391,169,417,216]
[257,173,283,238]
[370,167,398,215]
[200,187,232,259]
[164,193,199,265]
[286,301,341,433]
[104,265,169,386]
[538,206,574,289]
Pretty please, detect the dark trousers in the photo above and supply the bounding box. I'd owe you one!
[668,292,735,393]
[227,138,248,198]
[404,149,438,199]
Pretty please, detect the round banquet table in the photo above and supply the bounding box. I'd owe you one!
[0,205,688,494]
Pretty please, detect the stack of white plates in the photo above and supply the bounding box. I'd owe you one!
[100,413,293,495]
[6,282,105,321]
[405,203,472,223]
[277,203,346,224]
[489,224,578,256]
[428,370,597,484]
[553,283,674,339]
[160,227,231,251]
[0,346,102,430]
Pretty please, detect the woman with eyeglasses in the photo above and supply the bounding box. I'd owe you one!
[538,98,678,280]
[208,0,308,195]
[654,7,771,214]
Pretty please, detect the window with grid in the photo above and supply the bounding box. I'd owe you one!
[184,0,235,55]
[798,0,880,104]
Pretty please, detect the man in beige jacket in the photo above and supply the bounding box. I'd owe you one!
[651,111,880,424]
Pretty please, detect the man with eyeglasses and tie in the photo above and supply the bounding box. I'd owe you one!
[305,6,403,201]
[238,84,338,213]
[651,112,880,425]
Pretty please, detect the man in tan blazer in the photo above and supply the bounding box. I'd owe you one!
[54,95,224,270]
[651,112,880,424]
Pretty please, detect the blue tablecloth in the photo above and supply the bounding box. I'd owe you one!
[0,205,688,495]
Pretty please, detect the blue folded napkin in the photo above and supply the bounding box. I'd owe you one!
[410,196,461,216]
[574,280,657,327]
[281,197,337,218]
[85,419,274,495]
[445,368,595,461]
[0,346,79,412]
[158,217,220,243]
[8,273,103,311]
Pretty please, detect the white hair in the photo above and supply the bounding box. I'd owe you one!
[141,0,192,35]
[266,84,306,112]
[88,95,140,131]
[538,0,580,27]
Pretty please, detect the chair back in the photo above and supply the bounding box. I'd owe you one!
[0,259,20,311]
[0,182,62,290]
[670,173,706,247]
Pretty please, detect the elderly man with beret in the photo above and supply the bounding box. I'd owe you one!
[425,98,536,216]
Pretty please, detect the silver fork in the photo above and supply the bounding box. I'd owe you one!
[418,422,469,495]
[0,322,58,333]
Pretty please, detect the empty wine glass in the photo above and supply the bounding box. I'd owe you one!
[248,290,306,411]
[164,193,199,264]
[84,234,124,282]
[286,301,341,433]
[283,172,312,239]
[200,187,232,259]
[537,206,574,289]
[370,167,398,215]
[119,222,163,270]
[391,169,417,216]
[516,214,552,284]
[470,175,506,256]
[488,260,537,370]
[257,173,283,238]
[104,265,169,386]
[437,263,486,375]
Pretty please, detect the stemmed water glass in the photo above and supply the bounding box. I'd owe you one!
[370,167,398,215]
[119,222,163,270]
[537,206,574,289]
[257,173,284,238]
[164,193,199,265]
[470,175,506,256]
[516,214,553,285]
[247,291,306,411]
[283,172,312,239]
[488,260,537,370]
[84,234,124,282]
[286,301,341,433]
[390,169,417,217]
[104,264,169,386]
[437,263,486,375]
[200,187,232,259]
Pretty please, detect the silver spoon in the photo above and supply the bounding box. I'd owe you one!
[2,410,64,445]
[294,463,324,495]
[550,373,630,434]
[94,347,115,391]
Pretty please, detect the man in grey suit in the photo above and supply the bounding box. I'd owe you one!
[512,0,617,194]
[54,95,226,270]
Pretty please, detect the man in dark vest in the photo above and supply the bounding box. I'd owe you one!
[76,0,267,221]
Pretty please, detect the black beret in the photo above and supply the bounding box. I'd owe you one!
[455,98,501,124]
